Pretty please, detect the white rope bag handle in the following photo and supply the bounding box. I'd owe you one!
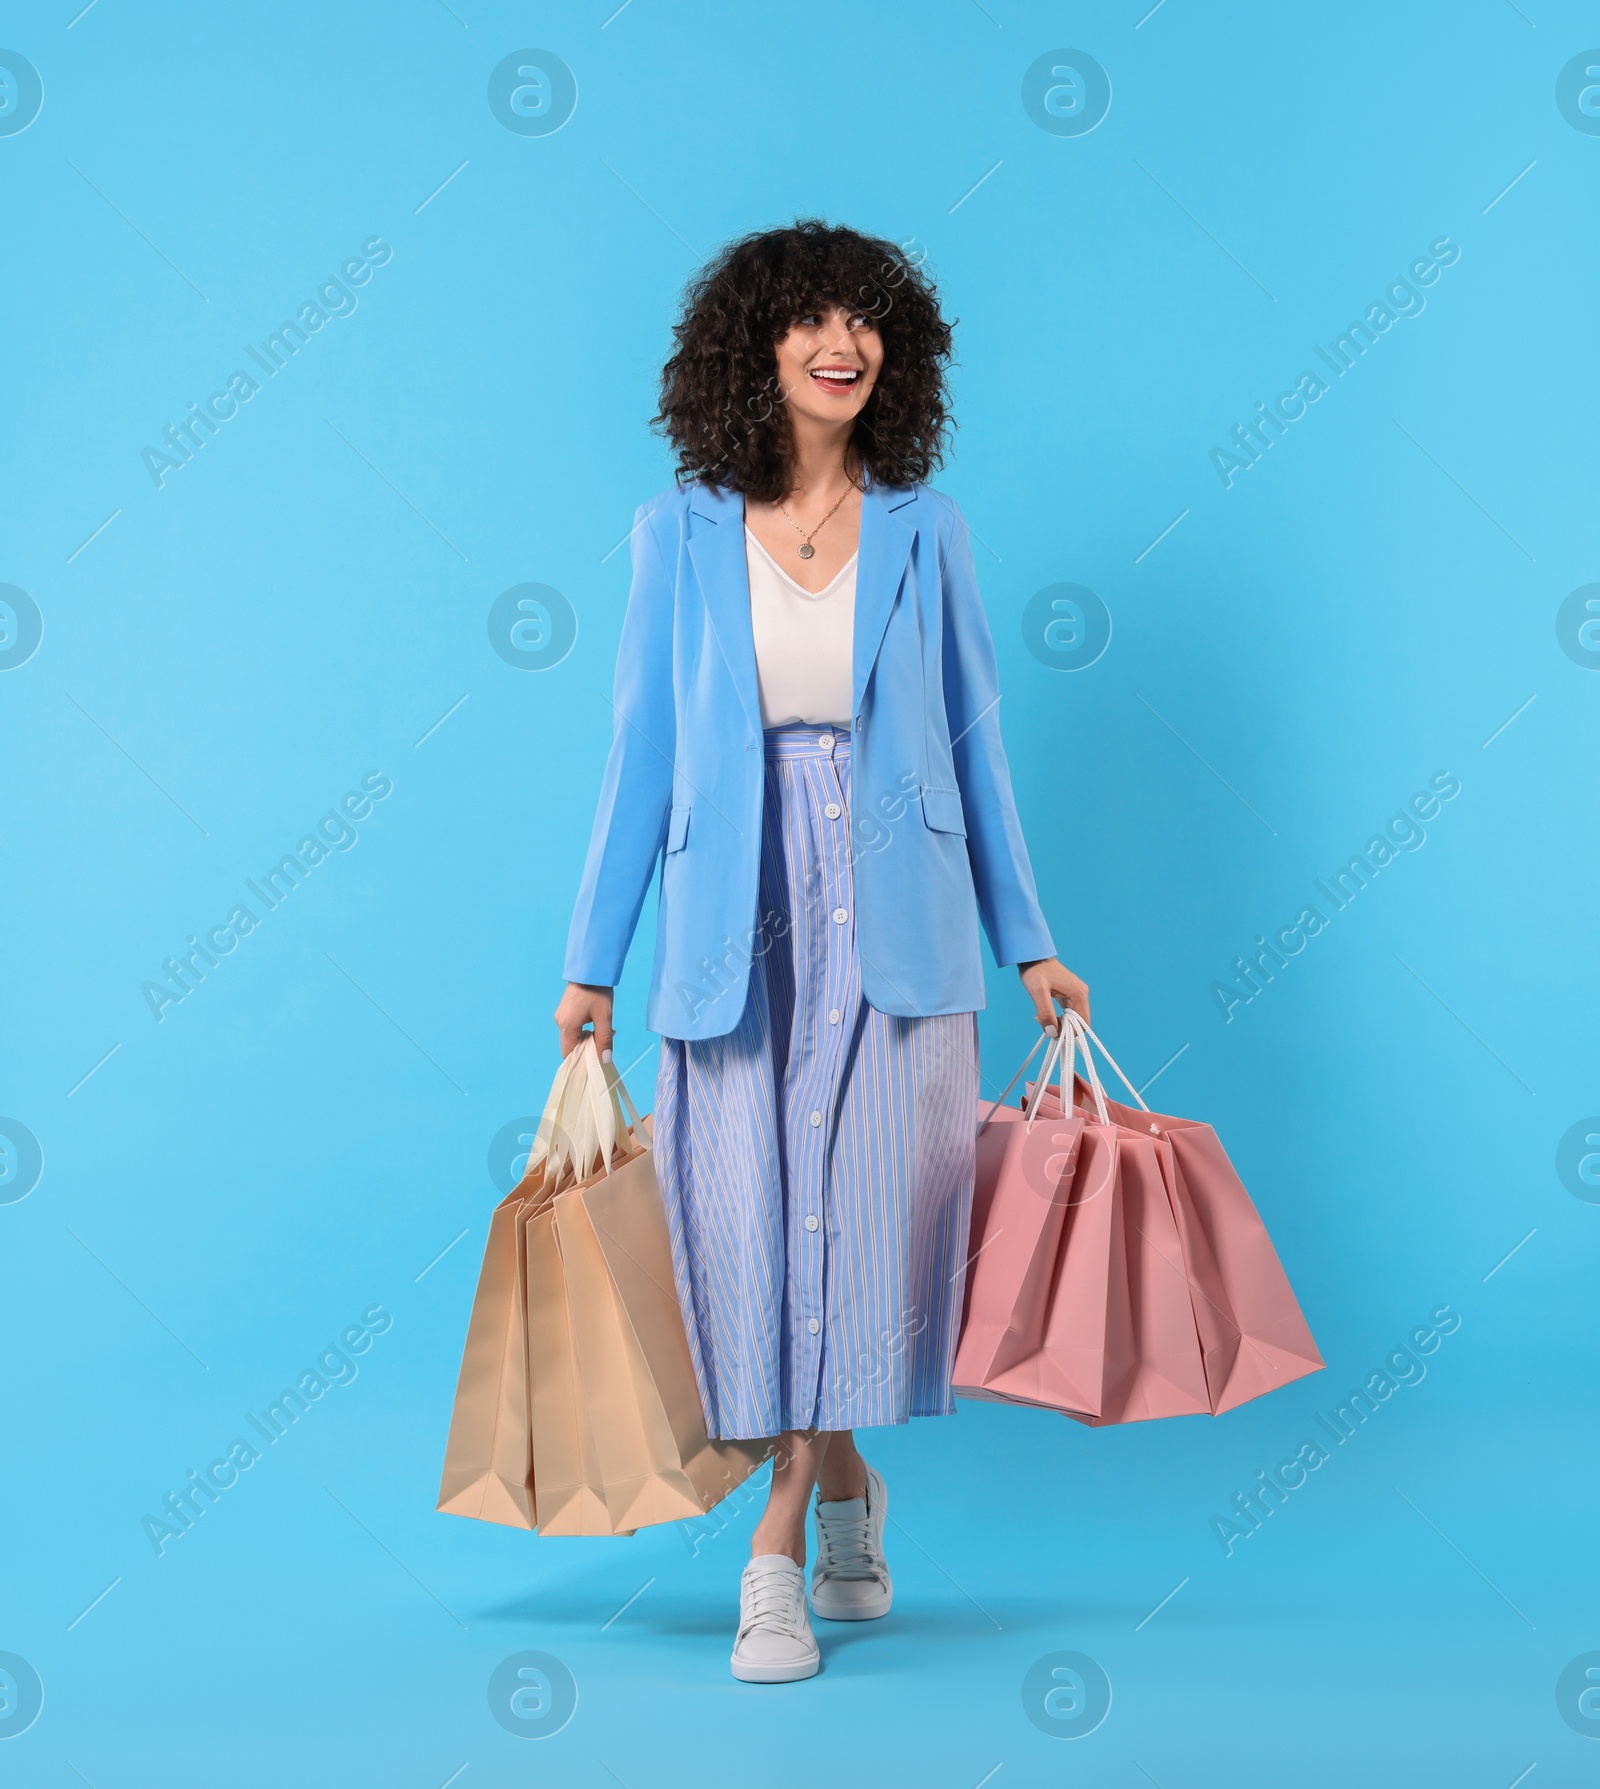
[978,1006,1151,1135]
[1065,1009,1150,1114]
[978,1030,1049,1134]
[1033,1013,1109,1127]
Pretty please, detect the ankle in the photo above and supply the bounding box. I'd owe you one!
[750,1530,805,1567]
[816,1463,868,1504]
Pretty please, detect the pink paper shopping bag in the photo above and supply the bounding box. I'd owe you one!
[1100,1090,1325,1415]
[953,1092,1101,1412]
[954,1015,1322,1423]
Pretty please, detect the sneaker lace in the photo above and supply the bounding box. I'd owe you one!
[742,1564,804,1634]
[815,1505,883,1583]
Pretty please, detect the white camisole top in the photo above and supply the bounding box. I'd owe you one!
[744,526,857,728]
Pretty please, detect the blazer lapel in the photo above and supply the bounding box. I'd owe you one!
[685,477,917,736]
[853,480,917,722]
[685,482,762,737]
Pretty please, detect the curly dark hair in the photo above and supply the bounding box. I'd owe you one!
[654,219,955,502]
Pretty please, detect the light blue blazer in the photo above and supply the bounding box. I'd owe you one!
[563,477,1056,1040]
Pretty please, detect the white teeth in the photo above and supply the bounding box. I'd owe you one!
[812,369,858,382]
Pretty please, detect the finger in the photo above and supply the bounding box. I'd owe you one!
[594,1009,616,1056]
[1029,986,1057,1030]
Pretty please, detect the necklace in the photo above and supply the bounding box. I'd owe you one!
[778,480,853,560]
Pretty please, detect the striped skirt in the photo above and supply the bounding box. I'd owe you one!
[653,722,979,1441]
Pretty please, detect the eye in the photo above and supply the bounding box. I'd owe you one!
[848,313,873,330]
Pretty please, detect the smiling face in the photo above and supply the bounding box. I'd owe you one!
[773,302,885,435]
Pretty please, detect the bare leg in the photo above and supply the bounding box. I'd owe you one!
[749,1430,828,1565]
[749,1429,871,1563]
[815,1428,868,1503]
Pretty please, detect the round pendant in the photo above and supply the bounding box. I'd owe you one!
[798,542,815,559]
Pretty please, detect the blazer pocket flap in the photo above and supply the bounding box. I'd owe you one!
[920,787,966,837]
[665,804,691,853]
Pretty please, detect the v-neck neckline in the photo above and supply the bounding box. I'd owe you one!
[745,525,858,600]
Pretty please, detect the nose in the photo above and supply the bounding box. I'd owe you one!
[817,308,861,359]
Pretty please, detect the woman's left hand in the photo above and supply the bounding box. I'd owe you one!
[1018,957,1090,1031]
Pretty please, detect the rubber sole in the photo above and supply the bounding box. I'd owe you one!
[810,1586,893,1622]
[730,1650,821,1683]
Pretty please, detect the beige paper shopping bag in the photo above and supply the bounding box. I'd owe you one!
[444,1039,768,1537]
[436,1045,593,1529]
[554,1110,768,1533]
[524,1173,619,1536]
[435,1178,541,1528]
[533,1047,767,1535]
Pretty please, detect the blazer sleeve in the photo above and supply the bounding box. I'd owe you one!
[562,503,677,987]
[938,498,1057,969]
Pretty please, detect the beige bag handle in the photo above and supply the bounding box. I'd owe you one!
[540,1039,646,1194]
[520,1046,588,1189]
[595,1046,645,1140]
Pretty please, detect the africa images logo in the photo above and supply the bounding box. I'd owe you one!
[1209,237,1461,490]
[142,1306,392,1558]
[1212,772,1461,1022]
[141,238,394,489]
[487,50,578,136]
[142,772,392,1020]
[0,50,44,138]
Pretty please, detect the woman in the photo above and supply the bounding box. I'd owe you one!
[555,220,1088,1683]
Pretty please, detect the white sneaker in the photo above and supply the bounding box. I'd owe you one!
[730,1554,820,1683]
[811,1462,892,1621]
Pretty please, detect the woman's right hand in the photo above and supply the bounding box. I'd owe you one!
[554,982,615,1058]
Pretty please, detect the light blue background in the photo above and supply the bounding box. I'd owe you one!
[3,2,1596,1783]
